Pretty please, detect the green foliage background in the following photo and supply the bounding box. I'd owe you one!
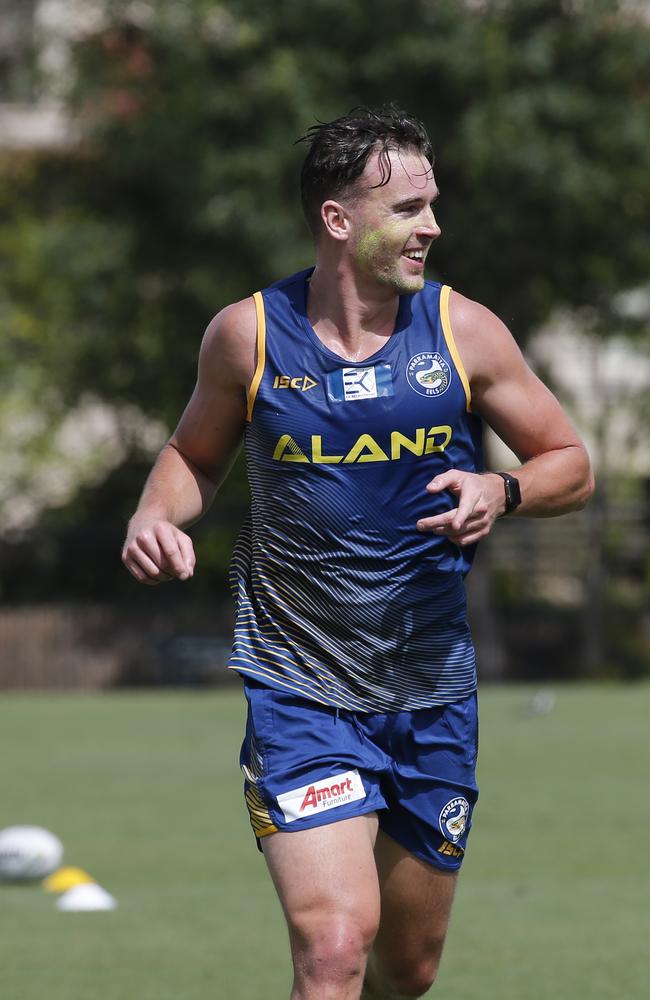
[1,0,649,655]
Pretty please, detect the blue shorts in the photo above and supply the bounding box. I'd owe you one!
[240,679,479,872]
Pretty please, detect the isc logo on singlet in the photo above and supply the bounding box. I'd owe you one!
[272,425,453,464]
[273,375,318,391]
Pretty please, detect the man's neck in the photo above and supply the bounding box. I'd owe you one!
[307,262,400,363]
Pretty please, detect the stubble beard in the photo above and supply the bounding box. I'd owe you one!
[373,259,425,294]
[356,240,425,295]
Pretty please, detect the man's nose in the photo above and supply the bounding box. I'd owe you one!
[416,206,441,239]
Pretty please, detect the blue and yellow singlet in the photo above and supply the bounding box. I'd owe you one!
[228,268,484,712]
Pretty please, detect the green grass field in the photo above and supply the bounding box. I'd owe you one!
[1,684,648,1000]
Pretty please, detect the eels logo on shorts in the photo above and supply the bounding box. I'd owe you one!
[439,797,470,843]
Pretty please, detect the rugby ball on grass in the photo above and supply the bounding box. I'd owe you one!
[0,826,63,881]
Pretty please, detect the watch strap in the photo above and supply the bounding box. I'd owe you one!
[496,472,522,515]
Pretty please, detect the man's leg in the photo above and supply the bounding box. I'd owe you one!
[262,813,381,1000]
[362,832,458,999]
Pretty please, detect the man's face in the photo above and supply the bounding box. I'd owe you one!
[347,147,440,294]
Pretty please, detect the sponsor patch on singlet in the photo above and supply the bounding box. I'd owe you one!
[326,364,394,402]
[276,770,366,823]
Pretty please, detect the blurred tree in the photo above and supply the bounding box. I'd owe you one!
[3,0,649,424]
[1,0,649,612]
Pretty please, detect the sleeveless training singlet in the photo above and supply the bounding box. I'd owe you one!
[228,268,484,713]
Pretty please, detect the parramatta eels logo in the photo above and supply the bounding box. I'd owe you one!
[438,797,470,844]
[407,352,451,397]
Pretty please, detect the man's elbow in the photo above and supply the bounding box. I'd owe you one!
[573,455,596,510]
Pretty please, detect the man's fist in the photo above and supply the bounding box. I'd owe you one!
[122,520,196,585]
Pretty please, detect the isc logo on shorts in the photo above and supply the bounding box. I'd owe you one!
[276,770,366,823]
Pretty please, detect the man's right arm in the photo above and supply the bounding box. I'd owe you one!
[122,297,256,585]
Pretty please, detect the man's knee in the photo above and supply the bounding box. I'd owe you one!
[387,960,438,997]
[364,954,439,998]
[291,912,379,986]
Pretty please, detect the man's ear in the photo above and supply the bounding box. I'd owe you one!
[320,200,350,241]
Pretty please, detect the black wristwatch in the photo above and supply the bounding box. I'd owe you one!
[496,472,522,515]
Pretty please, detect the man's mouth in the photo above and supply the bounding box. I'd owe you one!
[402,248,425,266]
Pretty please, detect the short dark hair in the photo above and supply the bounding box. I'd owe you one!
[298,104,433,237]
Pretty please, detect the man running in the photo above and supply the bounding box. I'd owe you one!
[123,105,593,999]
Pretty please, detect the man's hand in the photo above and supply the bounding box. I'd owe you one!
[416,470,506,546]
[122,520,196,585]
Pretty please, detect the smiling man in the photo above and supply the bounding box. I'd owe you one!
[123,105,593,1000]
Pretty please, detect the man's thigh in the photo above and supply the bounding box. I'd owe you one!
[372,830,457,977]
[262,814,381,945]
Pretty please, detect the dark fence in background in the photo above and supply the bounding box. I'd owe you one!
[0,603,237,690]
[469,497,649,682]
[0,502,648,690]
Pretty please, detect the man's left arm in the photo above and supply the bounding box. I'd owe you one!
[417,291,595,547]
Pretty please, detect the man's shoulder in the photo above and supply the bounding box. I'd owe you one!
[448,289,508,344]
[207,296,257,339]
[203,267,313,355]
[446,288,523,388]
[200,297,258,388]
